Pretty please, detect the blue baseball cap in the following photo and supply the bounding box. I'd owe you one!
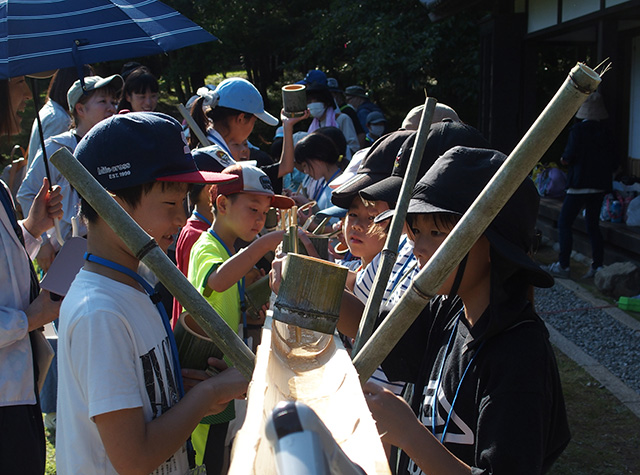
[215,78,278,126]
[75,112,236,191]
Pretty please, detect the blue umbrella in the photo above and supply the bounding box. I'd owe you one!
[0,0,217,79]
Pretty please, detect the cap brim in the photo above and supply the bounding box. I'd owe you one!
[373,198,456,224]
[317,205,348,219]
[360,176,403,204]
[331,173,382,209]
[157,171,237,184]
[272,194,295,209]
[485,229,554,288]
[256,111,279,126]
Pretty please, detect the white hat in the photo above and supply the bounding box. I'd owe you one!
[329,148,367,189]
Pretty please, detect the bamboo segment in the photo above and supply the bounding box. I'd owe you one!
[174,312,224,369]
[351,96,437,357]
[353,62,603,383]
[272,254,348,334]
[177,103,211,147]
[49,148,255,379]
[282,232,329,260]
[245,275,272,321]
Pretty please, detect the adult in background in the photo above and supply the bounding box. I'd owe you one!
[327,77,366,147]
[18,75,123,270]
[345,84,383,135]
[306,83,359,160]
[546,91,619,279]
[0,75,64,475]
[118,66,159,113]
[365,110,387,145]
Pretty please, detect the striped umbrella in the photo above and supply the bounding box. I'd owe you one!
[0,0,217,79]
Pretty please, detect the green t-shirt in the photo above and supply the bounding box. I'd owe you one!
[188,231,241,334]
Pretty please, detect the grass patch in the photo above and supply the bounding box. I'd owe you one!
[549,350,640,474]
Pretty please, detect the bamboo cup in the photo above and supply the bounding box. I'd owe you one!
[272,253,348,334]
[353,62,603,383]
[282,84,307,118]
[49,148,255,379]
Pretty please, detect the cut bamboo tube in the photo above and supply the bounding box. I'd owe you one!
[353,62,603,383]
[351,96,437,357]
[49,148,255,379]
[177,103,211,147]
[272,254,348,334]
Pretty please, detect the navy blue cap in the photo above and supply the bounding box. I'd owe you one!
[297,69,327,87]
[317,205,347,219]
[75,112,236,191]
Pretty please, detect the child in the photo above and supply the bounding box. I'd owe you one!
[187,163,294,473]
[56,112,248,474]
[363,146,570,474]
[171,147,234,327]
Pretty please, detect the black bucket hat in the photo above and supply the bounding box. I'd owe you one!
[330,130,415,209]
[359,119,489,205]
[378,146,553,288]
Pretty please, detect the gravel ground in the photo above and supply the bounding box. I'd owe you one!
[535,283,640,395]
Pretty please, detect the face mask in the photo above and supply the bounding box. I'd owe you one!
[370,124,385,137]
[307,102,326,118]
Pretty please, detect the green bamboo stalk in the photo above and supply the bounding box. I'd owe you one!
[351,96,437,357]
[50,148,255,379]
[353,62,603,383]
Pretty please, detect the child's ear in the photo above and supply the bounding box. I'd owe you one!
[216,194,228,214]
[75,103,85,120]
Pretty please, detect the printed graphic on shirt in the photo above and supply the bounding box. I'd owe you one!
[407,379,475,474]
[140,336,179,419]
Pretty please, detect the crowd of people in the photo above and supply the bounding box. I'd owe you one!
[1,63,575,475]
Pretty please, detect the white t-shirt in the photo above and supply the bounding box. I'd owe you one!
[57,269,189,475]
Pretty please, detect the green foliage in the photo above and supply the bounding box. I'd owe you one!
[288,0,483,125]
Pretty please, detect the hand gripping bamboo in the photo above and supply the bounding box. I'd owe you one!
[353,62,603,383]
[50,147,255,379]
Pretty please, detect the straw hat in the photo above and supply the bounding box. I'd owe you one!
[575,92,608,120]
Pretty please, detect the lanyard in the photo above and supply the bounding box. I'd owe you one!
[431,310,484,443]
[84,252,185,398]
[313,169,341,202]
[207,229,247,342]
[192,211,212,227]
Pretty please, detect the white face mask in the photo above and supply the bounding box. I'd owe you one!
[307,102,326,118]
[370,124,385,137]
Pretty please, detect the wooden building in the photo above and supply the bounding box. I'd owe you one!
[423,0,640,176]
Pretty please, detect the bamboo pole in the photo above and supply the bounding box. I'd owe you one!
[50,148,255,379]
[351,96,437,357]
[177,103,211,147]
[353,62,603,383]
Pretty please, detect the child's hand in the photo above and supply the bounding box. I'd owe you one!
[202,368,248,416]
[298,229,319,258]
[281,108,310,128]
[269,255,286,294]
[259,229,286,251]
[363,381,418,449]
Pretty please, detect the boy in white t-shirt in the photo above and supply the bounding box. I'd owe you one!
[56,112,247,474]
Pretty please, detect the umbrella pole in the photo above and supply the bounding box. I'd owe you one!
[177,103,211,147]
[29,77,64,246]
[353,62,603,383]
[49,147,255,379]
[351,96,436,357]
